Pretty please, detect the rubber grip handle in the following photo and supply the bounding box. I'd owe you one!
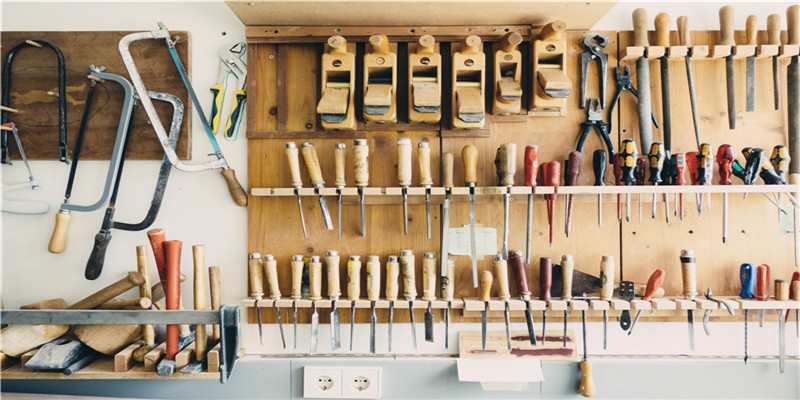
[192,244,207,361]
[593,150,607,186]
[675,153,686,186]
[613,154,623,186]
[633,8,650,47]
[719,6,735,46]
[686,151,699,185]
[462,144,478,186]
[579,361,596,398]
[334,143,347,187]
[642,269,666,301]
[540,257,552,301]
[494,143,517,187]
[655,12,672,47]
[309,257,322,301]
[418,142,433,187]
[544,161,561,188]
[770,145,790,180]
[755,265,769,301]
[767,14,781,45]
[789,5,800,45]
[386,256,400,301]
[264,255,280,299]
[566,151,582,187]
[209,84,223,133]
[422,253,437,301]
[85,228,112,280]
[346,256,361,301]
[326,251,341,298]
[164,240,182,360]
[745,15,758,46]
[301,142,325,186]
[146,228,167,284]
[400,251,417,299]
[285,143,303,187]
[509,251,531,299]
[353,139,369,187]
[397,138,412,186]
[442,258,455,301]
[209,266,222,340]
[716,145,734,185]
[525,145,539,187]
[290,255,304,299]
[677,16,691,47]
[224,90,246,139]
[69,271,145,310]
[248,254,264,298]
[442,152,454,188]
[599,255,615,301]
[680,249,697,299]
[221,168,248,206]
[479,270,493,302]
[561,255,574,300]
[775,280,789,301]
[619,139,639,184]
[648,143,665,184]
[367,255,381,301]
[739,263,756,298]
[48,210,71,254]
[493,256,510,300]
[635,156,647,186]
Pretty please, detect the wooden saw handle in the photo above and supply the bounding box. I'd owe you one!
[48,210,71,253]
[221,168,247,206]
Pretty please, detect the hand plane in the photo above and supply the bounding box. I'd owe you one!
[363,34,397,123]
[451,35,485,129]
[492,32,524,115]
[317,35,356,130]
[408,35,441,123]
[531,21,571,116]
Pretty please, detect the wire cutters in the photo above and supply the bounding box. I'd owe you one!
[579,34,609,109]
[209,42,247,139]
[608,66,659,134]
[575,98,615,160]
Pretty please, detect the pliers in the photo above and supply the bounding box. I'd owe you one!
[608,66,659,134]
[575,98,615,160]
[209,42,247,140]
[579,34,609,109]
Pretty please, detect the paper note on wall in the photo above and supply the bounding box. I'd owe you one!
[447,226,497,256]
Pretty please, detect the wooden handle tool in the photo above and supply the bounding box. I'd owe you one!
[479,270,493,302]
[264,254,280,300]
[291,255,304,299]
[419,142,433,238]
[69,271,146,310]
[286,142,303,188]
[540,257,552,301]
[397,138,412,234]
[193,245,208,361]
[386,255,400,302]
[48,210,71,253]
[248,253,265,299]
[442,152,454,188]
[599,255,615,301]
[776,280,790,301]
[680,249,697,299]
[164,240,182,360]
[495,143,516,187]
[745,15,758,46]
[96,297,152,309]
[719,6,735,46]
[136,245,155,345]
[326,251,342,300]
[654,12,671,47]
[367,256,381,302]
[346,255,362,302]
[20,298,67,310]
[422,252,437,302]
[561,255,574,301]
[146,228,168,283]
[220,168,247,207]
[677,16,691,47]
[494,256,511,301]
[353,139,369,237]
[334,143,347,188]
[301,142,325,187]
[400,249,418,348]
[209,266,221,341]
[462,144,478,186]
[642,269,666,301]
[463,144,479,287]
[309,256,322,301]
[632,8,650,47]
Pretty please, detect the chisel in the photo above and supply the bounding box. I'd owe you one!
[386,255,400,352]
[290,254,304,349]
[309,255,322,354]
[367,255,381,353]
[441,258,455,348]
[285,143,307,237]
[422,252,437,342]
[463,145,479,287]
[599,255,615,350]
[354,139,369,237]
[510,250,536,345]
[561,255,573,347]
[301,142,334,230]
[441,152,454,276]
[790,273,800,338]
[397,138,412,235]
[400,250,418,349]
[717,145,734,243]
[745,15,758,112]
[655,13,673,153]
[347,255,362,351]
[628,269,666,336]
[542,162,561,248]
[247,253,265,345]
[620,139,638,223]
[578,306,595,398]
[524,146,539,264]
[680,249,697,351]
[494,255,512,351]
[540,257,552,345]
[334,143,346,238]
[325,250,342,350]
[633,8,654,150]
[419,142,433,239]
[677,16,702,147]
[593,150,607,228]
[565,151,581,238]
[720,6,737,129]
[767,14,781,110]
[740,263,756,364]
[757,264,771,327]
[775,279,789,373]
[263,253,286,349]
[495,143,516,259]
[479,270,493,352]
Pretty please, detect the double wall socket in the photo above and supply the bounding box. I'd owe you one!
[303,366,381,399]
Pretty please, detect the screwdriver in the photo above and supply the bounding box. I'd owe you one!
[247,253,265,345]
[367,255,381,353]
[290,254,304,349]
[619,139,639,222]
[309,256,322,354]
[400,250,418,349]
[757,264,770,327]
[696,143,713,215]
[540,256,552,345]
[770,145,795,264]
[441,153,454,276]
[325,250,342,350]
[634,156,646,224]
[422,252,437,342]
[285,143,308,237]
[680,249,697,351]
[628,268,665,335]
[541,162,561,248]
[593,150,607,228]
[739,263,756,364]
[716,145,734,243]
[334,143,346,237]
[386,255,399,352]
[647,142,665,221]
[397,138,412,235]
[578,302,595,398]
[686,151,701,217]
[441,258,455,348]
[561,255,573,347]
[301,142,335,230]
[347,255,361,351]
[565,151,581,238]
[599,255,615,350]
[495,143,517,259]
[262,254,286,349]
[614,154,623,223]
[669,153,678,218]
[510,250,536,345]
[463,144,479,287]
[524,146,539,264]
[493,255,512,351]
[354,139,369,237]
[674,153,686,221]
[418,142,433,239]
[479,270,493,353]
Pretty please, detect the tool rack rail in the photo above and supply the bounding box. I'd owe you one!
[620,42,800,62]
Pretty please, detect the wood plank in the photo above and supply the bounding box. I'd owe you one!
[0,31,190,160]
[143,342,166,373]
[113,340,142,373]
[458,330,577,359]
[0,357,218,380]
[0,352,18,371]
[174,342,195,370]
[207,343,221,374]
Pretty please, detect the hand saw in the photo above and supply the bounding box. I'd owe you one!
[209,42,247,140]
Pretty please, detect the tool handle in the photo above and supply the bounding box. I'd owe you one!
[686,151,699,185]
[368,34,390,54]
[770,145,790,181]
[767,14,781,45]
[539,21,566,41]
[613,154,623,186]
[566,151,582,187]
[221,169,248,206]
[193,245,207,361]
[48,210,71,254]
[326,251,341,298]
[540,257,552,301]
[386,256,400,301]
[136,245,153,302]
[655,12,671,47]
[164,240,182,360]
[790,5,800,45]
[346,256,362,301]
[719,6,735,46]
[579,361,596,398]
[442,258,455,301]
[677,16,691,47]
[209,266,221,341]
[353,139,370,187]
[562,255,574,300]
[309,256,322,301]
[68,271,145,310]
[633,8,650,47]
[697,144,713,185]
[739,263,757,298]
[524,145,540,187]
[209,84,224,133]
[96,298,152,310]
[642,269,666,301]
[418,35,436,52]
[493,256,511,301]
[264,255,280,299]
[790,276,800,321]
[367,255,381,301]
[422,252,437,301]
[21,298,67,310]
[248,253,265,298]
[224,90,246,139]
[334,143,347,187]
[479,270,493,302]
[599,255,615,301]
[290,255,304,299]
[442,152,454,188]
[648,143,665,184]
[745,15,758,46]
[494,143,517,187]
[619,139,639,184]
[418,142,433,187]
[775,280,789,301]
[675,153,687,186]
[85,226,111,280]
[635,156,647,186]
[397,138,412,186]
[509,251,531,299]
[146,228,168,284]
[301,142,325,186]
[593,150,607,186]
[500,32,523,53]
[400,250,417,299]
[462,35,482,54]
[543,161,562,188]
[285,143,303,187]
[717,145,734,185]
[327,35,348,54]
[755,265,769,301]
[680,249,697,299]
[462,144,478,186]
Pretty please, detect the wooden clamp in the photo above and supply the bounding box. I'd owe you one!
[530,21,570,117]
[363,34,397,123]
[451,35,486,129]
[492,32,524,115]
[317,35,356,130]
[408,35,442,123]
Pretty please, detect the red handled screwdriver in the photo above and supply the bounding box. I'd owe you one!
[541,161,561,248]
[565,151,582,238]
[524,146,539,264]
[686,151,700,217]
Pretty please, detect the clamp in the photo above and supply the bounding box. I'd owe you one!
[575,98,615,160]
[579,34,609,109]
[608,66,659,133]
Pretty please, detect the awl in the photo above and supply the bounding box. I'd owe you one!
[301,142,334,230]
[325,250,342,350]
[493,255,512,351]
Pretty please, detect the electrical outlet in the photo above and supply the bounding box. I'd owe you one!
[341,367,381,399]
[304,366,342,398]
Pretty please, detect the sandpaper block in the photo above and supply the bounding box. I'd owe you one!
[24,337,90,370]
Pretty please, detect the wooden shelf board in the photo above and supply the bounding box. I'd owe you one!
[0,358,219,380]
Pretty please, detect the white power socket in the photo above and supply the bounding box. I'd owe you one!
[304,366,342,398]
[341,367,381,399]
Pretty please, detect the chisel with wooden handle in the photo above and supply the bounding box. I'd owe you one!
[309,256,322,354]
[745,15,758,112]
[561,255,573,347]
[463,144,479,287]
[347,255,361,351]
[720,6,737,129]
[680,249,697,351]
[540,257,552,345]
[193,245,207,361]
[628,269,665,335]
[419,142,433,239]
[397,138,412,235]
[367,255,381,353]
[354,139,369,237]
[290,255,303,349]
[441,152,454,276]
[510,250,536,345]
[285,142,308,237]
[441,258,455,348]
[479,270,493,352]
[301,142,334,230]
[400,250,418,349]
[326,250,342,350]
[386,255,400,352]
[633,8,654,149]
[599,255,615,350]
[495,143,516,259]
[494,255,512,351]
[334,143,346,238]
[264,253,286,349]
[136,245,155,346]
[248,253,265,345]
[524,146,539,264]
[422,252,436,342]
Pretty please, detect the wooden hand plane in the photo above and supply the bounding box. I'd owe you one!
[317,35,356,130]
[530,21,571,117]
[451,35,485,129]
[363,34,397,123]
[408,35,441,123]
[492,32,524,115]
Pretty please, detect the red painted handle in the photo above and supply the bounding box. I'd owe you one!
[509,251,530,297]
[147,228,167,284]
[755,264,769,301]
[675,153,686,186]
[686,151,699,185]
[524,145,539,187]
[566,151,582,186]
[788,271,800,322]
[642,269,666,301]
[540,257,552,301]
[164,239,183,359]
[716,145,734,185]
